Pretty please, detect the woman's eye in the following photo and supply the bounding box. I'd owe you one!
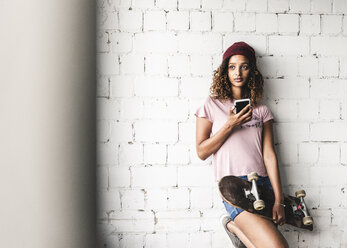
[228,66,235,70]
[242,65,249,70]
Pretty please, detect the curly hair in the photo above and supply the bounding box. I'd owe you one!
[209,56,264,107]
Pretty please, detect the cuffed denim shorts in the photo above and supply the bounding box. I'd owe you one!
[222,175,273,221]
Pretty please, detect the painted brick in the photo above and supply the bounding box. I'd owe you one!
[145,54,168,76]
[212,12,234,32]
[144,143,167,164]
[168,187,190,209]
[98,190,121,216]
[132,0,155,9]
[311,37,347,55]
[180,77,211,98]
[144,10,166,31]
[134,120,178,143]
[321,15,342,34]
[167,11,189,31]
[178,165,215,187]
[269,36,309,55]
[278,14,299,33]
[109,166,131,187]
[297,56,319,77]
[97,76,109,98]
[168,55,190,77]
[167,143,190,165]
[311,79,347,99]
[97,53,119,75]
[120,98,144,120]
[275,123,310,143]
[120,54,144,74]
[275,99,298,121]
[119,234,145,248]
[190,55,213,76]
[134,32,177,54]
[289,0,310,13]
[318,143,340,165]
[98,120,111,142]
[109,121,133,143]
[333,0,347,14]
[190,232,212,248]
[223,0,246,11]
[177,33,222,55]
[111,219,154,232]
[246,0,267,12]
[298,99,319,121]
[178,0,200,9]
[118,10,143,32]
[190,187,213,209]
[311,0,332,13]
[311,122,347,141]
[98,98,121,120]
[340,143,347,165]
[121,189,145,209]
[110,32,133,54]
[145,189,168,210]
[134,76,179,97]
[97,30,109,53]
[234,12,255,32]
[310,166,347,186]
[275,143,298,165]
[132,166,177,188]
[319,99,340,120]
[264,78,309,99]
[300,14,320,35]
[145,233,167,248]
[97,142,118,165]
[201,0,223,10]
[119,143,143,166]
[96,166,108,190]
[167,233,189,248]
[256,13,278,33]
[110,75,134,98]
[190,11,211,32]
[298,142,319,164]
[268,0,289,13]
[318,56,339,77]
[155,0,177,10]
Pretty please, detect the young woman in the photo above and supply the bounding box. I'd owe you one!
[195,42,289,248]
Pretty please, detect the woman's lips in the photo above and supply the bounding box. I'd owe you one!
[234,78,243,82]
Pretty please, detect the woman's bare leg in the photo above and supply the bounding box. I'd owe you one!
[234,211,289,248]
[227,221,256,248]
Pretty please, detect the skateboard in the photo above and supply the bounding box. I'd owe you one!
[218,172,313,231]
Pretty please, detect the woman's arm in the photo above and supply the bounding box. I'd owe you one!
[196,105,252,160]
[262,120,285,224]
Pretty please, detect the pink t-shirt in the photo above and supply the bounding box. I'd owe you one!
[195,96,274,181]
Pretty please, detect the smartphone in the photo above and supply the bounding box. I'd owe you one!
[234,99,250,114]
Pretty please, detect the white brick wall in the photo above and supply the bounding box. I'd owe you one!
[97,0,347,247]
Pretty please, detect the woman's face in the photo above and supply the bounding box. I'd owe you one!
[227,55,250,88]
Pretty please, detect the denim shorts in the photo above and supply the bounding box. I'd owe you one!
[222,175,273,221]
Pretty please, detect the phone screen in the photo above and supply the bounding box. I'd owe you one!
[235,100,250,114]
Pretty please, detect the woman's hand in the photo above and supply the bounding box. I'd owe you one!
[272,203,286,226]
[226,104,252,130]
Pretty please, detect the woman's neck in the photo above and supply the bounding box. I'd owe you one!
[232,87,242,100]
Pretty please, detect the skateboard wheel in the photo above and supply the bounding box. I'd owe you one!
[303,216,313,226]
[247,172,259,182]
[253,200,265,210]
[295,189,306,198]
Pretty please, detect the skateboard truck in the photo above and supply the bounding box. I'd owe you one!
[244,172,265,211]
[294,190,313,226]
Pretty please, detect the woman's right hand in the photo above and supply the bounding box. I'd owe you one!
[226,104,252,130]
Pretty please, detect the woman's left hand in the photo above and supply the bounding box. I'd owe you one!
[272,203,286,226]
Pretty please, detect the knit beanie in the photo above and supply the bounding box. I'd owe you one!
[222,41,256,66]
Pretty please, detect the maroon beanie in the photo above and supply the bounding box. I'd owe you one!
[222,41,256,66]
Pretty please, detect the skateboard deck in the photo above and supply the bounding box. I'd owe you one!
[219,175,313,231]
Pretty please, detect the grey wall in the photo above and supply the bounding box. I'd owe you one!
[0,1,96,247]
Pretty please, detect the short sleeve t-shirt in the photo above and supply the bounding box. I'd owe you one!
[195,96,274,181]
